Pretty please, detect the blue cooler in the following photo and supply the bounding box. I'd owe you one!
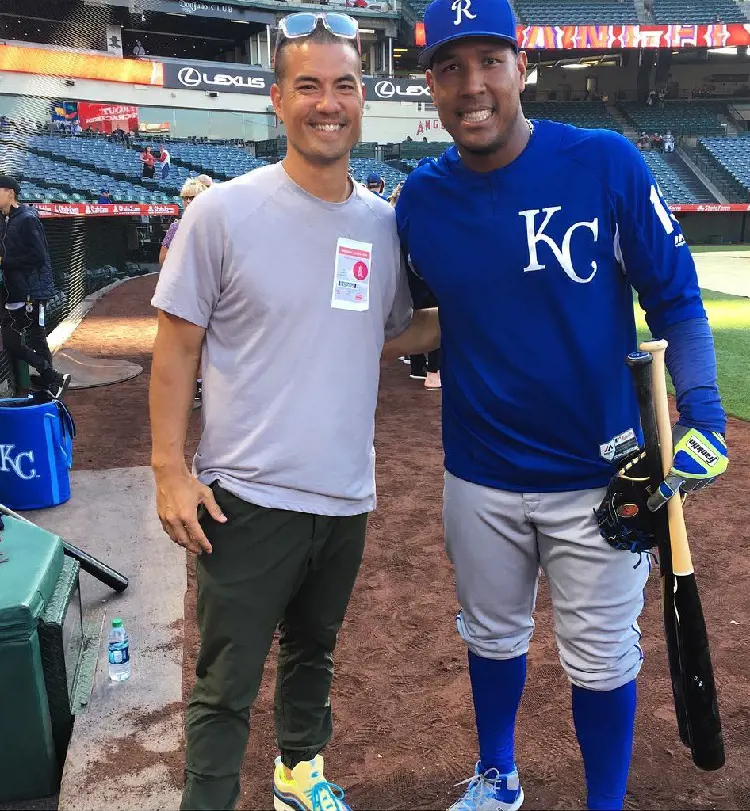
[0,397,75,510]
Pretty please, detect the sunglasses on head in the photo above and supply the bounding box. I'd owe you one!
[274,12,361,61]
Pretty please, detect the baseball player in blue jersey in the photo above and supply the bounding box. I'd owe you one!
[388,0,730,808]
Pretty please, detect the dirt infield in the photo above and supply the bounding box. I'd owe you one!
[70,275,750,810]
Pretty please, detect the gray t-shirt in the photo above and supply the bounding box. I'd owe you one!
[152,162,412,516]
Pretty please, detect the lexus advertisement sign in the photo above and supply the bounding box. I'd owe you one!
[163,62,269,94]
[163,61,430,102]
[362,78,431,101]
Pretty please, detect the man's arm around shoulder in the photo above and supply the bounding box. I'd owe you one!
[382,307,440,361]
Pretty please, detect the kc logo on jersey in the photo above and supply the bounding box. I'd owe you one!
[519,206,599,283]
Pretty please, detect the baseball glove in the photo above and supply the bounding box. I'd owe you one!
[595,451,660,554]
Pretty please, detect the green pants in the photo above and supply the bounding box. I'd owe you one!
[182,483,368,811]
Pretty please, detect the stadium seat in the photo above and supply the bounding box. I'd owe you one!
[651,0,746,23]
[696,135,750,199]
[640,151,714,204]
[349,158,407,196]
[524,102,621,131]
[513,0,639,24]
[619,101,725,137]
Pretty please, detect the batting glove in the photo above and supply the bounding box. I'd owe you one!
[647,426,728,511]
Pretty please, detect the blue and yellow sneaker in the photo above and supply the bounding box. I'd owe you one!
[448,762,524,811]
[273,755,351,811]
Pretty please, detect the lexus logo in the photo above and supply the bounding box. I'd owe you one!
[374,80,396,99]
[373,80,431,100]
[178,67,202,88]
[176,65,266,92]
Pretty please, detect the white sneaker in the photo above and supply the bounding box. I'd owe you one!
[447,762,524,811]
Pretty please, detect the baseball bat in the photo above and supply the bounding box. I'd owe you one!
[0,503,129,593]
[626,349,690,750]
[638,340,724,770]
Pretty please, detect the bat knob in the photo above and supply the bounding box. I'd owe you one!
[626,350,653,368]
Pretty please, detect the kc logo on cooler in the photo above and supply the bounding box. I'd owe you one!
[0,445,37,480]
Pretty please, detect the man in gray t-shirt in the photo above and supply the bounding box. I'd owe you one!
[150,14,436,811]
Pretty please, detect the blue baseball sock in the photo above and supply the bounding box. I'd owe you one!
[468,650,526,775]
[572,680,637,811]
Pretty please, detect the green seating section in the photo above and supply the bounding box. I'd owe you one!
[514,0,638,24]
[652,0,746,23]
[619,101,726,137]
[524,102,621,131]
[698,135,750,197]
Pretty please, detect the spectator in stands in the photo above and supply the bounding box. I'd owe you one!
[651,132,664,152]
[159,177,210,267]
[140,146,155,179]
[157,145,171,180]
[97,189,112,204]
[637,131,649,150]
[133,39,146,58]
[0,175,70,399]
[664,130,675,154]
[366,172,387,198]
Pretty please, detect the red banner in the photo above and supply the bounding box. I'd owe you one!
[516,22,750,49]
[32,202,746,219]
[670,203,750,212]
[35,203,179,218]
[415,22,750,49]
[77,103,139,134]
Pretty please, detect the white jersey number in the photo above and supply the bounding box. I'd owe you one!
[649,184,675,235]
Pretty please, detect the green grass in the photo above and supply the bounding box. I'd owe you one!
[635,290,750,421]
[689,244,750,254]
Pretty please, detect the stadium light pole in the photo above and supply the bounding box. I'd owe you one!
[266,24,271,68]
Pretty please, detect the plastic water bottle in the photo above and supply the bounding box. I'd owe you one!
[108,618,131,681]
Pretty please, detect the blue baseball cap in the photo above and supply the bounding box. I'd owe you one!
[366,172,383,186]
[419,0,518,68]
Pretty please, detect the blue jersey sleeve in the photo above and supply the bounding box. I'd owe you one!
[598,135,724,430]
[605,134,705,336]
[396,176,435,310]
